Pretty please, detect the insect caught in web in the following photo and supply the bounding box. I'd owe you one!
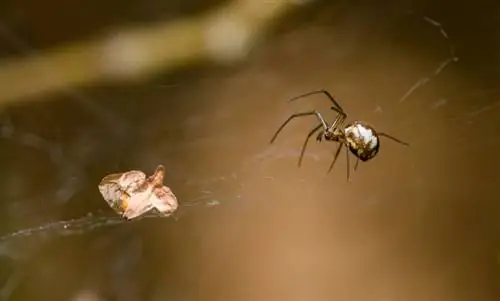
[270,90,409,180]
[98,164,178,220]
[0,165,220,259]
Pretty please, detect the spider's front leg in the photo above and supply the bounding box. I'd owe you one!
[270,111,329,144]
[316,130,323,142]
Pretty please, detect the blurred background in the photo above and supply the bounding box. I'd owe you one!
[0,0,499,300]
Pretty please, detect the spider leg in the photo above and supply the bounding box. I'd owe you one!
[327,142,343,173]
[270,111,328,144]
[286,90,348,132]
[354,158,360,171]
[378,133,410,146]
[345,144,351,181]
[316,130,323,142]
[298,124,323,167]
[288,90,344,113]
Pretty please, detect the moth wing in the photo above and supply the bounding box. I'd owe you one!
[123,203,154,220]
[99,172,123,187]
[150,185,178,216]
[118,170,147,192]
[98,170,145,214]
[122,191,154,220]
[98,172,125,207]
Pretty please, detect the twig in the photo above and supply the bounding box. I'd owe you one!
[0,0,310,106]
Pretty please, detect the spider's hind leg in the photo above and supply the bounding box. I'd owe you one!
[378,132,410,146]
[345,144,351,181]
[354,158,360,171]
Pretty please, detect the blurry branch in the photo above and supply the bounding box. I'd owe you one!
[0,0,311,106]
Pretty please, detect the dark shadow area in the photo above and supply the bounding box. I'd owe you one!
[0,0,499,300]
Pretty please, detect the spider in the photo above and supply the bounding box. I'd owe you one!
[270,90,409,180]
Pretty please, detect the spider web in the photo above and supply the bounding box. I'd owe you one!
[0,8,460,259]
[0,6,498,301]
[397,12,459,103]
[0,23,222,263]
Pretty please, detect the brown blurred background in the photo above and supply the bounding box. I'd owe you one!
[0,0,499,300]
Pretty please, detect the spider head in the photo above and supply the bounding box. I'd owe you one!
[344,121,380,162]
[323,127,344,142]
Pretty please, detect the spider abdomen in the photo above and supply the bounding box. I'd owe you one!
[344,121,380,161]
